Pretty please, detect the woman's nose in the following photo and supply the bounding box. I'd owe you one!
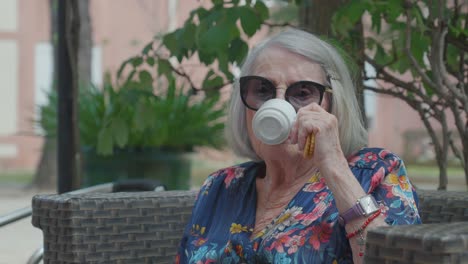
[276,85,287,99]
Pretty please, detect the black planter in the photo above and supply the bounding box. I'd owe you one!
[81,147,191,190]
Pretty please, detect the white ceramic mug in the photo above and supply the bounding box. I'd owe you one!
[252,99,297,145]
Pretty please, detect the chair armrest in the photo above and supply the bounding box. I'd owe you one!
[365,222,468,264]
[417,190,468,223]
[32,190,197,264]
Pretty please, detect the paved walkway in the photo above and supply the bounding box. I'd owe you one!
[0,184,53,264]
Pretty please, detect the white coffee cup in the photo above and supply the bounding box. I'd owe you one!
[252,99,297,145]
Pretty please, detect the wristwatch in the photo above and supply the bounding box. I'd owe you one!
[339,194,379,226]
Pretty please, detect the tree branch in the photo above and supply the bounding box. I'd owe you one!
[365,54,435,104]
[154,52,232,95]
[445,30,468,53]
[363,85,432,115]
[403,3,437,91]
[449,131,466,169]
[262,21,298,28]
[436,25,466,101]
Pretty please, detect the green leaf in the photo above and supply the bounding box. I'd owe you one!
[332,1,369,36]
[97,126,114,155]
[158,59,172,76]
[134,102,153,131]
[422,71,435,98]
[197,23,233,51]
[181,22,197,52]
[212,0,224,6]
[124,69,137,85]
[131,57,144,67]
[239,6,262,36]
[198,49,216,65]
[446,43,460,71]
[385,0,404,22]
[374,44,389,64]
[162,32,179,58]
[254,1,269,20]
[195,7,210,20]
[112,117,129,148]
[371,12,382,33]
[343,1,368,24]
[202,70,224,90]
[395,56,410,74]
[117,58,132,79]
[142,42,153,55]
[139,70,153,88]
[410,31,429,66]
[146,57,155,66]
[217,52,231,80]
[228,38,248,64]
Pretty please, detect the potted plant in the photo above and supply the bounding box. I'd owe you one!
[39,74,226,190]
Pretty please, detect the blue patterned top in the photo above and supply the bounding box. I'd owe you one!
[176,148,421,263]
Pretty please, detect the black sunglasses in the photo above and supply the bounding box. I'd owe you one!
[239,75,332,111]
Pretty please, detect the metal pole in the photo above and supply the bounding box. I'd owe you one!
[56,1,77,193]
[26,247,44,264]
[0,207,32,228]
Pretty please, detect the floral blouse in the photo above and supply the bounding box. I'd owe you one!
[176,148,421,263]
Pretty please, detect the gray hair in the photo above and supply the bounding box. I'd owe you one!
[226,28,368,161]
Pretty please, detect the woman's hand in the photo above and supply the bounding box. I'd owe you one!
[289,103,344,167]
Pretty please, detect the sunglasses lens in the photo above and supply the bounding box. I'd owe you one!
[286,82,323,110]
[241,77,275,110]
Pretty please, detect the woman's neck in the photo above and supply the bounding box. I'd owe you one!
[260,155,317,190]
[253,158,318,236]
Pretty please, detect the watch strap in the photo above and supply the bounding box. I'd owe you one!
[338,194,378,226]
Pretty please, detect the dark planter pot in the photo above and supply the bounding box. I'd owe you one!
[81,147,191,190]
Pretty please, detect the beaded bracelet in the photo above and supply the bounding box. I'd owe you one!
[346,209,381,239]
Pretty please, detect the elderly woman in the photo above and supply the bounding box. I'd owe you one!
[176,29,420,263]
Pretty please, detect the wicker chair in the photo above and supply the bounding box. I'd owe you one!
[32,189,468,264]
[365,189,468,264]
[32,190,197,264]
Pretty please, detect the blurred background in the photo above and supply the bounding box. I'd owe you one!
[0,0,465,262]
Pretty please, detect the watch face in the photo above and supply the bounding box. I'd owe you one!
[358,195,379,215]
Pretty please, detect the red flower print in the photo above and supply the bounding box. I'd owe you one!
[295,198,330,226]
[268,235,288,253]
[308,222,333,250]
[363,152,378,163]
[224,167,244,188]
[378,149,390,159]
[285,235,306,254]
[253,241,259,251]
[303,177,327,192]
[224,169,236,187]
[267,229,297,253]
[313,192,329,203]
[234,244,244,257]
[370,167,385,191]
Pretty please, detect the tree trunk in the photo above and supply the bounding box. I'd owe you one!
[299,0,367,128]
[464,139,468,190]
[438,116,450,190]
[299,0,344,37]
[33,0,92,190]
